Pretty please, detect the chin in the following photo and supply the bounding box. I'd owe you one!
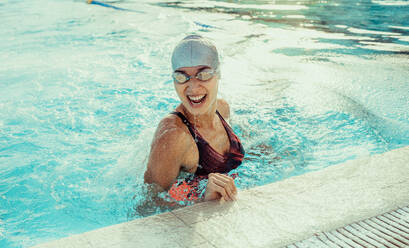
[183,103,207,116]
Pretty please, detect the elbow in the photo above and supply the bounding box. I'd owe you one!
[143,169,152,184]
[143,170,169,192]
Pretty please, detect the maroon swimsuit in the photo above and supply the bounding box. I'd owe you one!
[172,110,245,176]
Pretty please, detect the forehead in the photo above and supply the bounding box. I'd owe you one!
[175,65,210,74]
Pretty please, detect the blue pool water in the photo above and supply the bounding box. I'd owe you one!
[1,0,409,247]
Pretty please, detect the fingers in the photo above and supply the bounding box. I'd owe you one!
[208,173,237,201]
[207,179,229,200]
[214,176,237,201]
[211,177,234,201]
[213,173,237,194]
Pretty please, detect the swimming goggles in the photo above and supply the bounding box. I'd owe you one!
[172,68,217,84]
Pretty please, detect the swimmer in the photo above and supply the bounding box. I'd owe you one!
[143,35,245,203]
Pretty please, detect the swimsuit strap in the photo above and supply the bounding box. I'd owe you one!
[215,110,233,135]
[171,110,224,132]
[171,111,190,125]
[171,111,196,138]
[171,111,227,142]
[172,110,223,123]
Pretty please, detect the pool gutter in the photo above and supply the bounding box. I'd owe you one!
[32,146,409,248]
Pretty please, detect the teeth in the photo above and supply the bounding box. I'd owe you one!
[188,95,206,101]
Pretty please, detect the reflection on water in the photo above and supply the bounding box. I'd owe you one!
[157,0,409,55]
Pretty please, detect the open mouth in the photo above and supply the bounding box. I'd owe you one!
[187,94,207,106]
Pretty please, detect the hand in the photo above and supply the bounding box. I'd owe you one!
[204,173,237,202]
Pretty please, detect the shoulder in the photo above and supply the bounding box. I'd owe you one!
[151,114,191,149]
[217,98,230,120]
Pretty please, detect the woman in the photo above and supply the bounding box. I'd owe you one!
[144,35,245,203]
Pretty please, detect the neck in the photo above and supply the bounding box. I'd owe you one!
[182,103,218,129]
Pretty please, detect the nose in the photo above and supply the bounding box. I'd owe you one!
[186,78,202,92]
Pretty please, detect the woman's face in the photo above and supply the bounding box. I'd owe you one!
[173,65,219,116]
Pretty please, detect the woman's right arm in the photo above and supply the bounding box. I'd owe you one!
[135,118,193,216]
[144,117,191,191]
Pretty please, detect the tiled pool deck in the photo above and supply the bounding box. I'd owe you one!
[33,146,409,248]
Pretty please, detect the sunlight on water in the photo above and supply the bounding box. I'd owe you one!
[0,0,408,247]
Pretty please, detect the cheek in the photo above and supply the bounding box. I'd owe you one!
[209,79,219,95]
[174,84,186,99]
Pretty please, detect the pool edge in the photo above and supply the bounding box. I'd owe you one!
[32,145,409,248]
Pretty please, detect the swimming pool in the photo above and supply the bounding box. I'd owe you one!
[1,0,408,247]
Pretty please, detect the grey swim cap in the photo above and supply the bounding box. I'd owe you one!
[171,35,219,71]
